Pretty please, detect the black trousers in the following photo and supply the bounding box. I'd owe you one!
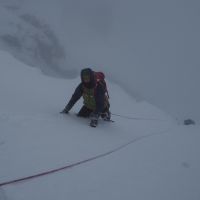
[77,105,110,118]
[77,106,93,118]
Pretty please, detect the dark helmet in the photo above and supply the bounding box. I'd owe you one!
[81,68,95,88]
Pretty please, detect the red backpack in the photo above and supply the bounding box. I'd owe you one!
[95,72,109,99]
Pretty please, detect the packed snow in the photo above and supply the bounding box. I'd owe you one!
[0,51,200,200]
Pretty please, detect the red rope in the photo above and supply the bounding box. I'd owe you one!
[0,143,128,187]
[0,128,171,187]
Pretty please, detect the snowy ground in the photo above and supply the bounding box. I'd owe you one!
[0,50,200,200]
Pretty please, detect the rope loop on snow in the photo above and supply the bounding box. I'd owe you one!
[110,112,168,121]
[0,127,172,188]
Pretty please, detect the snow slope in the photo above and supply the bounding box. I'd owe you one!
[0,50,200,200]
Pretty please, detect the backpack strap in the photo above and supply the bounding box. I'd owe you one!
[94,72,109,99]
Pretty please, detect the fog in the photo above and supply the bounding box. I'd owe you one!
[0,0,199,121]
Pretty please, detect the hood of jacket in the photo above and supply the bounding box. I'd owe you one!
[81,68,96,89]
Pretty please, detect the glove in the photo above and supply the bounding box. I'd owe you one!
[60,100,73,114]
[101,111,111,121]
[60,108,69,114]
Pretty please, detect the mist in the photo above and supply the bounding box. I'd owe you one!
[0,0,199,121]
